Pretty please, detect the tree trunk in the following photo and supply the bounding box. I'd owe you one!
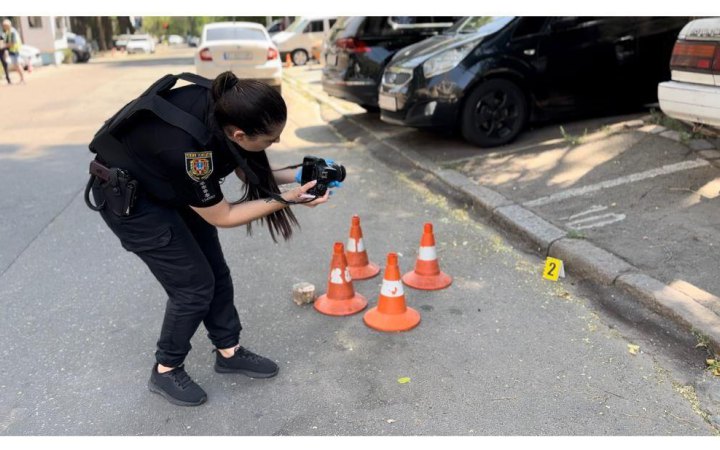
[94,16,108,50]
[117,17,135,35]
[101,17,114,50]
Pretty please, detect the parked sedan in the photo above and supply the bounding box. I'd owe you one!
[195,22,282,91]
[17,45,43,70]
[322,16,459,111]
[380,16,689,147]
[66,32,92,63]
[126,35,156,54]
[658,17,720,129]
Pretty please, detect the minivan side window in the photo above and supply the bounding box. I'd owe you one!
[306,20,324,33]
[512,17,548,39]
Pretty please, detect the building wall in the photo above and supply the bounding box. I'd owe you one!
[19,16,69,65]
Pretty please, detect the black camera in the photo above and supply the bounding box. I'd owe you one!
[300,156,346,196]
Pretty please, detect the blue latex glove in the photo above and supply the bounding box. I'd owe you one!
[295,159,344,188]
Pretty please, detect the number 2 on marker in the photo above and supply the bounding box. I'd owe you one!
[543,257,564,281]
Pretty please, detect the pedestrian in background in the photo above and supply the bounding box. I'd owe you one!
[0,34,10,85]
[2,19,25,84]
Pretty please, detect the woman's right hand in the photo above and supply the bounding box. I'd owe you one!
[281,180,330,207]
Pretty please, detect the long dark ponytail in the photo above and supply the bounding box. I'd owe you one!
[210,71,299,242]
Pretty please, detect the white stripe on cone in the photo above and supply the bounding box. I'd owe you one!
[347,237,365,253]
[330,268,352,284]
[380,280,404,297]
[418,246,437,261]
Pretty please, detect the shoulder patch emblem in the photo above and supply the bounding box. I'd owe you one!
[185,151,214,181]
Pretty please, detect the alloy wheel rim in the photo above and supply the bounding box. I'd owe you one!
[473,89,520,140]
[294,51,308,65]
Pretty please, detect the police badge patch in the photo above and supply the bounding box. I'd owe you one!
[185,151,214,181]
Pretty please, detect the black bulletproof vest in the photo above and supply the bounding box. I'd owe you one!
[89,73,217,202]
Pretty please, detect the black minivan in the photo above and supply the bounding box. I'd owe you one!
[379,16,690,147]
[322,16,459,111]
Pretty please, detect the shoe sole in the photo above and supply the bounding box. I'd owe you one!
[147,378,207,407]
[214,364,279,378]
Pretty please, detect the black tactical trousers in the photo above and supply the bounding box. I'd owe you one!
[94,190,242,367]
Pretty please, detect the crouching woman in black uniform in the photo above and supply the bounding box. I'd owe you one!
[88,71,330,406]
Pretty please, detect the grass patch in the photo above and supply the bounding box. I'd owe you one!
[559,126,588,146]
[566,229,586,239]
[648,108,709,141]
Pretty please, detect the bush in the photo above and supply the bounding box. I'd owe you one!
[62,48,74,64]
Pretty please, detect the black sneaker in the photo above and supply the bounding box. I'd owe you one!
[214,346,279,378]
[148,364,207,406]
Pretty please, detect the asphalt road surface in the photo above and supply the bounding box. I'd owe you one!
[0,48,718,435]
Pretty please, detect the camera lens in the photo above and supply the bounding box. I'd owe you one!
[337,165,346,182]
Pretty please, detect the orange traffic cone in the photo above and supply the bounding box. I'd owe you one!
[284,53,293,68]
[314,242,368,316]
[346,215,380,280]
[364,253,420,332]
[402,223,452,290]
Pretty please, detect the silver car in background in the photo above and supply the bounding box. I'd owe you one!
[195,22,282,92]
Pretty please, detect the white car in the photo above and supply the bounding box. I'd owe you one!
[168,35,185,45]
[17,45,43,69]
[126,35,155,54]
[272,16,337,66]
[195,22,282,91]
[658,18,720,129]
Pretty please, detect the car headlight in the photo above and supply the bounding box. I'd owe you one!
[422,43,476,79]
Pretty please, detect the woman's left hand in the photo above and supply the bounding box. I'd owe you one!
[282,180,331,208]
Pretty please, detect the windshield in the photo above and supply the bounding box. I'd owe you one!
[206,27,266,41]
[284,19,307,33]
[446,16,515,35]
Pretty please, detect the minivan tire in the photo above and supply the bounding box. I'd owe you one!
[292,49,309,66]
[461,79,528,148]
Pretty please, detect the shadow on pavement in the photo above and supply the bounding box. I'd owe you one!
[294,125,345,144]
[93,56,194,68]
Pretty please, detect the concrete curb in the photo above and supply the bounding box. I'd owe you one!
[285,72,720,353]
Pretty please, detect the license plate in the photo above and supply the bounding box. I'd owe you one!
[378,94,397,112]
[326,53,337,66]
[224,51,252,61]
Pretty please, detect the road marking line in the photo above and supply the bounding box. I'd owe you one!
[566,213,627,230]
[564,205,608,221]
[523,159,710,207]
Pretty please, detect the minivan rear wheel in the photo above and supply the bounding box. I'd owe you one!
[292,49,309,66]
[461,79,528,147]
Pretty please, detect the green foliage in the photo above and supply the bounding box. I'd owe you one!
[141,16,273,38]
[62,48,73,64]
[559,125,587,146]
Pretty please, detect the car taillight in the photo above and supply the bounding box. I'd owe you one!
[199,48,212,61]
[267,47,279,60]
[670,40,719,73]
[335,37,369,53]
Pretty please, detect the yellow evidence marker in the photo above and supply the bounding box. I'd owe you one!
[543,257,565,281]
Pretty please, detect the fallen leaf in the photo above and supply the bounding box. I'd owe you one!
[397,377,411,384]
[714,368,720,377]
[386,419,396,424]
[706,359,716,366]
[627,344,640,355]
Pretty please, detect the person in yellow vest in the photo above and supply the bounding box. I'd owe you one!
[2,19,25,84]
